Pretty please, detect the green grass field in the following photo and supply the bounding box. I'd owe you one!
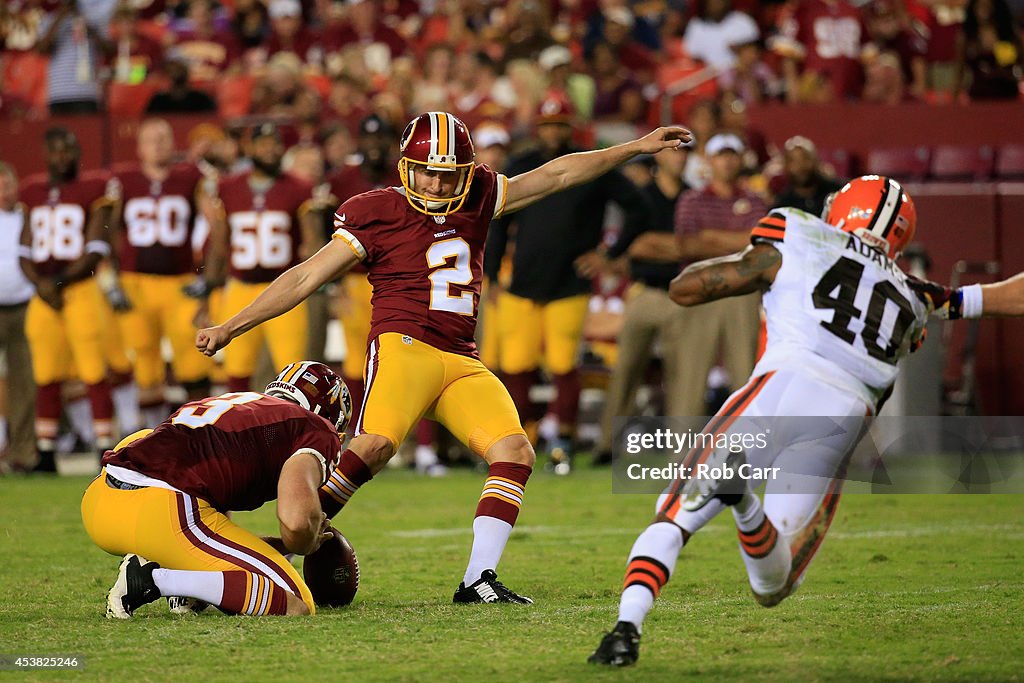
[1,468,1022,682]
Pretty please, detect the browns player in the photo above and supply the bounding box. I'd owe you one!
[201,124,322,392]
[197,112,691,603]
[18,128,119,472]
[587,177,1024,666]
[82,361,352,618]
[112,118,213,425]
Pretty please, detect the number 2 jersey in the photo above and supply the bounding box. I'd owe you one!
[750,208,929,408]
[331,164,509,357]
[101,393,342,512]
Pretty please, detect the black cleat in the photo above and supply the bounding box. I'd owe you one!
[30,450,57,474]
[106,554,162,619]
[588,621,641,666]
[453,569,533,604]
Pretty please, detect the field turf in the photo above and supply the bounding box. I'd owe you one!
[1,467,1022,682]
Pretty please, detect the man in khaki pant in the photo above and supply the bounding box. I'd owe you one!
[613,134,765,421]
[0,162,36,472]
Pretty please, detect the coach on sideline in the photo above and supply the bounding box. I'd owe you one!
[0,162,36,473]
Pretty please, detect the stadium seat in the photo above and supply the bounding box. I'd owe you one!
[864,146,931,182]
[929,144,994,181]
[818,148,855,180]
[217,75,255,118]
[107,81,159,119]
[2,51,49,114]
[994,144,1024,180]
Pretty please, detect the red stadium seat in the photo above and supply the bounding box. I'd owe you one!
[995,144,1024,179]
[217,75,255,118]
[107,81,159,119]
[2,51,49,114]
[818,148,854,180]
[864,146,931,182]
[929,145,994,181]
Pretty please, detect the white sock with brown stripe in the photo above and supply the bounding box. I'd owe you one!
[618,522,683,632]
[733,493,791,596]
[152,569,289,616]
[462,462,531,585]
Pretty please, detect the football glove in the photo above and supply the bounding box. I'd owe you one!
[182,277,213,300]
[104,284,132,312]
[906,275,963,320]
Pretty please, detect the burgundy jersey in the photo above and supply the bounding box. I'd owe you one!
[327,164,402,206]
[116,163,202,275]
[20,172,117,278]
[780,0,867,100]
[332,165,508,357]
[102,392,342,512]
[218,171,313,284]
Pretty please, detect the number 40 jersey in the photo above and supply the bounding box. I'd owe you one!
[750,208,929,408]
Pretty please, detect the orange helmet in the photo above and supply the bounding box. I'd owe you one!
[398,111,476,216]
[824,175,917,258]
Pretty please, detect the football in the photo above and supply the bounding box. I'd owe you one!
[303,528,359,607]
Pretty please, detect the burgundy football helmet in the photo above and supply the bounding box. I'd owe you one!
[266,361,352,434]
[398,111,476,216]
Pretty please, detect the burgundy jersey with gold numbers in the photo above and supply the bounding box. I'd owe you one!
[115,163,203,275]
[102,393,343,512]
[218,172,313,284]
[20,172,118,277]
[331,164,508,357]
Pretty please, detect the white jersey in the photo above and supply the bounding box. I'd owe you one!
[751,207,929,408]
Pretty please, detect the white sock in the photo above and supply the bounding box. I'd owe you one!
[152,568,225,605]
[618,522,684,632]
[733,495,791,596]
[113,382,141,434]
[66,398,95,444]
[463,516,513,585]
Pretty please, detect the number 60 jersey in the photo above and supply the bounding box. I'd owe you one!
[331,165,508,358]
[750,208,929,408]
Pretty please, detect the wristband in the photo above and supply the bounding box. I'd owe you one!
[960,283,984,319]
[85,240,112,256]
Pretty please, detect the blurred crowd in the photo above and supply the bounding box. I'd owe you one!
[1,0,1022,127]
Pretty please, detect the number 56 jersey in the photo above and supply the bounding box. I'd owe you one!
[750,208,929,408]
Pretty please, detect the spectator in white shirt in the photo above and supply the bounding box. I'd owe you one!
[683,0,761,72]
[0,161,36,473]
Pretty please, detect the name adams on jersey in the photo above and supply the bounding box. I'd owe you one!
[750,207,929,407]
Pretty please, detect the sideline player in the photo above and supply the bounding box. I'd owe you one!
[81,361,352,618]
[112,118,212,425]
[19,128,119,471]
[202,124,322,392]
[588,176,1024,665]
[197,112,691,603]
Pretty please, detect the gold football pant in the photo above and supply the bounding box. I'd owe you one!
[356,333,526,455]
[117,272,211,388]
[496,292,590,375]
[220,279,308,386]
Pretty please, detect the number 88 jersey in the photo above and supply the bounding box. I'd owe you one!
[331,164,509,358]
[750,207,929,408]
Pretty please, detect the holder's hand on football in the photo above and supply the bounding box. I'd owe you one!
[196,325,231,356]
[310,515,333,554]
[36,278,64,311]
[635,126,693,154]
